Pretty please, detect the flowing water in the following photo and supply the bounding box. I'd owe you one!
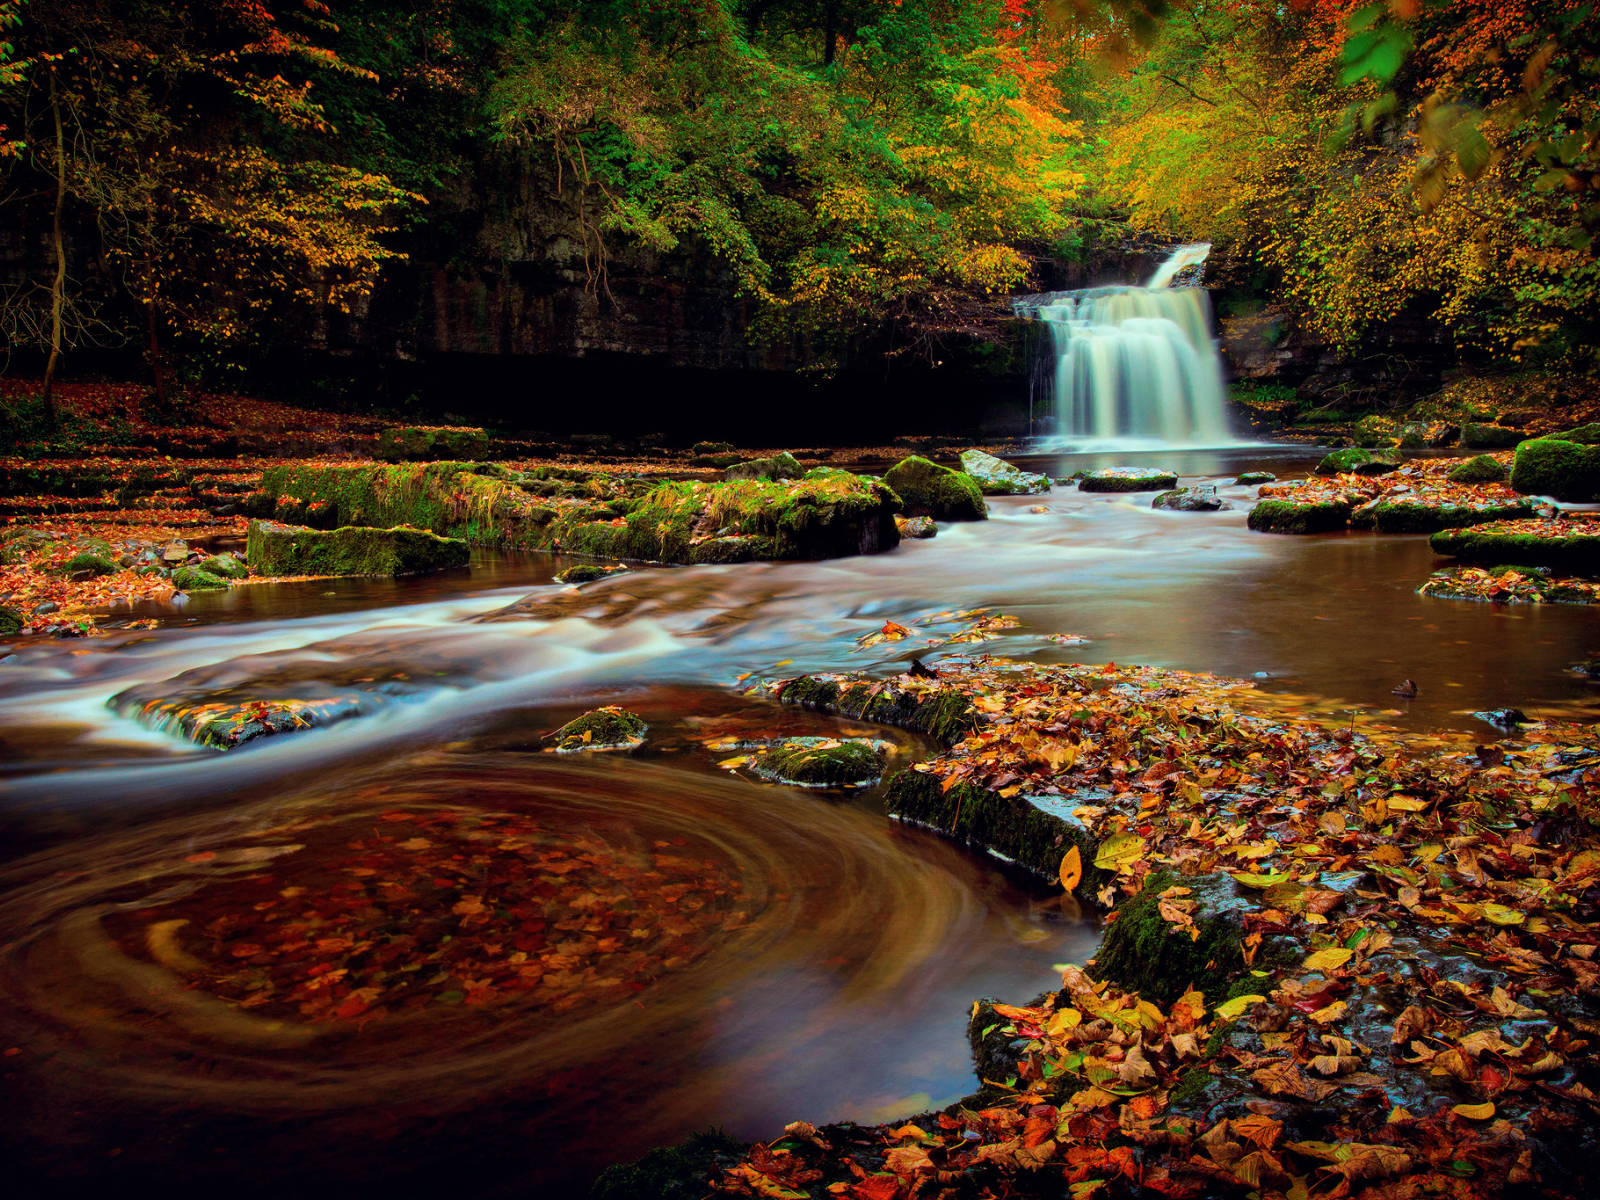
[1018,244,1232,445]
[3,446,1598,1197]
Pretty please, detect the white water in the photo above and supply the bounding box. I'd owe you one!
[1028,243,1231,444]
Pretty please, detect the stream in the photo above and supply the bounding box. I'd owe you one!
[2,446,1597,1197]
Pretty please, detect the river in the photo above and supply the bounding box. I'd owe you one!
[1,447,1595,1197]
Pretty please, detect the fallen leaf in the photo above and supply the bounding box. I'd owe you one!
[1059,845,1083,893]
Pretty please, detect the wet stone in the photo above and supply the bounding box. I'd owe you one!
[548,707,648,752]
[1235,471,1276,485]
[895,515,937,539]
[959,449,1051,496]
[751,737,888,787]
[1152,485,1230,512]
[554,563,631,585]
[1077,467,1180,493]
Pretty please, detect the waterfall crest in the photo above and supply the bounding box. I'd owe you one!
[1019,243,1231,445]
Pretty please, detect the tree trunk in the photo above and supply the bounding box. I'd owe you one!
[824,11,837,65]
[41,66,67,428]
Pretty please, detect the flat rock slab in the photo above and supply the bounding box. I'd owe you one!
[1349,497,1534,534]
[1078,467,1180,493]
[247,520,470,576]
[1247,498,1352,533]
[959,450,1050,495]
[1430,517,1600,574]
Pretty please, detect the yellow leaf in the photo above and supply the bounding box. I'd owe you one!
[1215,993,1266,1021]
[1481,903,1525,925]
[1307,1000,1347,1024]
[1059,845,1083,893]
[1386,796,1428,812]
[1232,872,1293,888]
[581,729,592,744]
[1093,830,1146,872]
[1047,1008,1083,1035]
[717,756,751,769]
[1451,1102,1495,1120]
[1303,947,1354,972]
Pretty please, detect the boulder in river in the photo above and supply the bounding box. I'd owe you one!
[1510,436,1600,502]
[1151,485,1230,512]
[548,707,647,752]
[882,456,987,521]
[1235,471,1276,485]
[1446,453,1508,483]
[109,690,384,749]
[246,520,471,576]
[752,737,888,787]
[894,515,937,539]
[1430,518,1600,574]
[1349,496,1533,534]
[1314,446,1399,475]
[958,449,1050,495]
[1078,467,1180,493]
[1460,422,1526,449]
[171,565,231,591]
[553,563,630,584]
[199,554,249,580]
[724,452,802,483]
[1246,497,1352,533]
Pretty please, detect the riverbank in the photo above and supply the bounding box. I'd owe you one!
[612,652,1600,1200]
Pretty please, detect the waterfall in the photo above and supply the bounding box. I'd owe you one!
[1019,243,1231,444]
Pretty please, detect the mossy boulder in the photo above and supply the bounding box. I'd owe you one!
[275,495,307,523]
[690,453,742,469]
[241,490,276,518]
[1235,471,1276,485]
[1447,454,1508,483]
[62,552,115,578]
[882,456,988,521]
[1553,422,1600,445]
[1510,437,1600,501]
[687,534,775,563]
[1077,467,1179,493]
[754,738,887,787]
[1152,485,1229,512]
[690,441,735,456]
[553,563,630,584]
[1088,870,1253,1006]
[1348,498,1534,534]
[1313,447,1398,475]
[246,520,471,577]
[548,707,647,752]
[1430,522,1600,575]
[777,675,978,745]
[724,452,802,482]
[1461,423,1526,449]
[171,565,231,591]
[0,605,21,635]
[959,449,1050,495]
[198,554,249,580]
[1246,498,1351,533]
[374,426,490,463]
[895,515,937,539]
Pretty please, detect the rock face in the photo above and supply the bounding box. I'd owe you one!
[1511,437,1600,501]
[1078,467,1180,493]
[959,449,1050,495]
[1447,454,1508,483]
[1151,485,1230,512]
[548,707,647,752]
[882,456,987,521]
[1246,498,1352,533]
[374,426,490,462]
[1430,520,1600,573]
[246,520,471,576]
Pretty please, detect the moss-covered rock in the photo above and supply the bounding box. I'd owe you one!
[374,426,490,463]
[1152,486,1229,512]
[304,499,338,529]
[0,605,22,635]
[171,565,231,591]
[882,456,988,521]
[690,453,742,469]
[776,675,978,744]
[548,707,647,752]
[1235,471,1276,485]
[1430,522,1600,574]
[62,552,115,578]
[895,515,937,539]
[274,495,307,523]
[246,520,471,577]
[589,1130,747,1200]
[1553,422,1600,445]
[1461,423,1526,449]
[1348,498,1533,534]
[1088,870,1253,1006]
[959,450,1050,495]
[885,769,1113,885]
[691,441,736,456]
[724,452,802,482]
[241,490,276,518]
[1077,467,1179,493]
[753,738,887,787]
[1246,498,1351,533]
[687,534,775,563]
[1447,454,1509,483]
[1510,437,1600,501]
[198,554,249,580]
[1314,447,1399,476]
[553,563,630,584]
[108,691,380,750]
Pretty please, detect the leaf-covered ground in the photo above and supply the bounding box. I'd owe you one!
[704,650,1600,1200]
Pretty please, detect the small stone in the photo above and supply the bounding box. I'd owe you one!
[894,515,937,539]
[1235,471,1276,485]
[33,601,58,615]
[548,707,648,752]
[1152,485,1230,512]
[161,540,188,564]
[1078,467,1180,493]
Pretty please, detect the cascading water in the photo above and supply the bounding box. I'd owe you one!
[1019,243,1230,444]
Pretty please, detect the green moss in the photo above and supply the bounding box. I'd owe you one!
[275,495,307,523]
[960,450,1050,495]
[246,520,471,577]
[1447,454,1508,484]
[1353,499,1533,534]
[1088,870,1248,1005]
[1510,437,1600,502]
[1077,468,1179,493]
[688,535,775,563]
[374,426,490,462]
[0,605,22,635]
[882,456,988,521]
[1313,447,1399,475]
[62,553,115,577]
[554,564,629,584]
[1169,1067,1215,1108]
[690,453,742,468]
[242,490,276,518]
[1461,423,1526,449]
[755,739,886,786]
[198,555,249,580]
[171,566,230,591]
[1246,498,1351,533]
[1553,422,1600,445]
[724,452,803,482]
[590,1130,747,1200]
[549,707,647,752]
[1235,471,1276,485]
[778,675,978,745]
[691,441,736,456]
[1429,525,1600,574]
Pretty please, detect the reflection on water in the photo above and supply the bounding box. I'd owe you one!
[1,445,1596,1193]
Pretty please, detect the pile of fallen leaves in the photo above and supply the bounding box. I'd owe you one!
[712,650,1600,1200]
[107,808,750,1025]
[1420,566,1600,605]
[1255,455,1526,514]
